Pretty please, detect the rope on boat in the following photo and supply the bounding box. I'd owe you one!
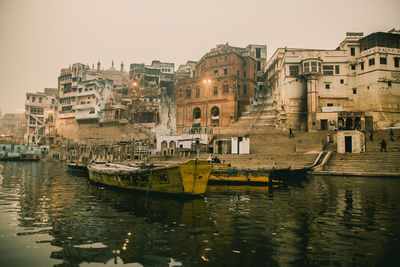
[144,168,153,210]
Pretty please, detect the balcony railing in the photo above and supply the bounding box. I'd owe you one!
[75,102,98,111]
[75,111,99,120]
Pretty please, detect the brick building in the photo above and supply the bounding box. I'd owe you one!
[175,43,266,133]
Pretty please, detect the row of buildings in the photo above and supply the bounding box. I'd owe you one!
[21,29,400,148]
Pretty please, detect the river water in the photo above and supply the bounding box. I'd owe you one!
[0,162,399,266]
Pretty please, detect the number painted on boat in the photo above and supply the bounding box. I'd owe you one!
[157,172,169,184]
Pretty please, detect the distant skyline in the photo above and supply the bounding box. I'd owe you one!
[0,0,399,114]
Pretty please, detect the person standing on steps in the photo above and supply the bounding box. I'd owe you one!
[381,139,387,152]
[390,129,394,142]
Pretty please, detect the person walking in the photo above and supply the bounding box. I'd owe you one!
[390,129,394,142]
[381,139,387,152]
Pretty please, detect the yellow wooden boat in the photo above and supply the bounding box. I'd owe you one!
[210,164,271,184]
[87,159,211,196]
[210,163,308,185]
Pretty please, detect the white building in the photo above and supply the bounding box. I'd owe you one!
[265,30,400,131]
[75,78,113,122]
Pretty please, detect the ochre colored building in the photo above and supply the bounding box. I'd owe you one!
[175,44,266,133]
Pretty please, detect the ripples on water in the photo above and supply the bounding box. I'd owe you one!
[0,162,400,266]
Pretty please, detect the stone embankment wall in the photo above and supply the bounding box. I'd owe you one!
[56,119,151,144]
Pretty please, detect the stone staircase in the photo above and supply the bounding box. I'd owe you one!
[365,129,400,152]
[322,152,400,175]
[219,98,279,135]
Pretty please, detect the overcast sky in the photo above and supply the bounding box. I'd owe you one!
[0,0,399,114]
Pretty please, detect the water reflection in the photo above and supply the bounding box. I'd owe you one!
[1,162,400,266]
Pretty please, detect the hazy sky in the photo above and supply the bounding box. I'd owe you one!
[0,0,399,114]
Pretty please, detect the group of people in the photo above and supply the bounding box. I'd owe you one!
[207,154,221,163]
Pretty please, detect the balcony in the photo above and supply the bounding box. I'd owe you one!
[300,59,322,78]
[58,112,75,119]
[77,89,100,99]
[75,110,99,120]
[75,102,98,111]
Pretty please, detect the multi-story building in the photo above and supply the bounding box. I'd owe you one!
[175,61,197,80]
[175,43,267,133]
[57,62,123,124]
[24,88,58,145]
[75,78,113,123]
[129,60,175,92]
[265,30,400,131]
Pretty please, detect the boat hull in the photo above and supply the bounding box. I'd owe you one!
[209,168,270,184]
[87,160,211,196]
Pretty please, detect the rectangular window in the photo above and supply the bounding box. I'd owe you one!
[243,71,247,78]
[213,86,218,95]
[243,85,247,95]
[327,103,333,107]
[311,62,317,72]
[340,79,344,84]
[360,62,364,70]
[369,58,375,66]
[350,47,355,56]
[186,89,191,99]
[237,70,240,76]
[395,58,400,68]
[256,48,261,58]
[380,57,387,65]
[304,62,310,73]
[289,65,299,76]
[195,87,200,98]
[257,62,261,71]
[325,83,330,89]
[224,68,228,75]
[335,65,340,74]
[32,97,35,102]
[388,81,392,87]
[323,65,333,75]
[39,97,42,103]
[351,65,356,70]
[353,88,357,94]
[214,70,218,76]
[223,84,229,94]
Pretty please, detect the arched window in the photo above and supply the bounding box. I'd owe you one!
[161,141,168,149]
[211,106,219,117]
[211,106,220,126]
[193,107,201,120]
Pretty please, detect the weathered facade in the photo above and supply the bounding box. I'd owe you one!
[175,44,267,133]
[25,88,58,146]
[265,30,400,131]
[0,113,26,145]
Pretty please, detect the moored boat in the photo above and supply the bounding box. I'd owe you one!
[87,159,211,196]
[67,161,89,175]
[210,164,309,185]
[209,165,271,184]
